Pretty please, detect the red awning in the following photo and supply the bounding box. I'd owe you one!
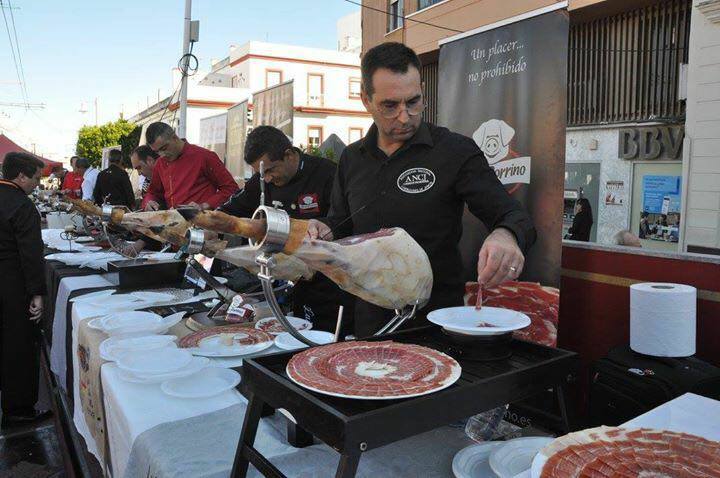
[0,134,63,176]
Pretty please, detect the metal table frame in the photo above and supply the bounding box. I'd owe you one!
[230,326,578,478]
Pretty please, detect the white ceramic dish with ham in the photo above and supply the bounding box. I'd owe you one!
[254,316,312,336]
[427,306,531,336]
[178,325,274,357]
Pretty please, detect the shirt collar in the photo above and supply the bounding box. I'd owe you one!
[0,179,22,192]
[361,121,434,157]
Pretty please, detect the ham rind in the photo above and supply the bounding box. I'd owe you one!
[540,427,720,478]
[286,341,460,399]
[215,246,313,281]
[178,325,272,348]
[464,281,559,347]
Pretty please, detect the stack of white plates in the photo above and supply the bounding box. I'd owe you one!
[116,348,209,384]
[99,335,177,362]
[452,437,553,478]
[427,306,531,336]
[161,368,241,398]
[274,330,335,350]
[88,311,184,337]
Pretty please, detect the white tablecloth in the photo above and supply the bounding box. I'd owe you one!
[49,274,115,391]
[624,392,720,440]
[102,364,244,477]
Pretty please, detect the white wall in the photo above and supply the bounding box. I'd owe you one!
[683,0,720,250]
[293,113,372,148]
[566,128,632,244]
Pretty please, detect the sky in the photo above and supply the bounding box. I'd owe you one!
[0,0,359,161]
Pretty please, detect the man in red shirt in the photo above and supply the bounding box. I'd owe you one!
[61,156,84,199]
[142,122,238,211]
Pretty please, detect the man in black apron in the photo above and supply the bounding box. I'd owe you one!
[307,43,536,337]
[0,152,48,425]
[220,126,354,334]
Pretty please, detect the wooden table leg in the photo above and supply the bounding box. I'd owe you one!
[335,452,361,478]
[286,421,314,448]
[231,392,265,478]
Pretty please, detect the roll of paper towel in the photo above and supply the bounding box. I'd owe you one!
[630,282,696,357]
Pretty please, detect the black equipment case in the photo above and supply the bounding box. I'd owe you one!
[589,345,720,426]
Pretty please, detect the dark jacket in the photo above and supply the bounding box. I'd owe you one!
[0,180,46,296]
[568,209,593,242]
[93,163,135,209]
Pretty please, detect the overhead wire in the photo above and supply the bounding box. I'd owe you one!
[7,0,28,102]
[0,0,27,106]
[160,41,199,125]
[342,0,463,33]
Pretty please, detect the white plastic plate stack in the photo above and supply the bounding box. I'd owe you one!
[116,348,209,384]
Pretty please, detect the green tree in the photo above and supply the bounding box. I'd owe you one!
[75,119,137,168]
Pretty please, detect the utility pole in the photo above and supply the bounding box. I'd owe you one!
[94,97,98,125]
[178,0,191,139]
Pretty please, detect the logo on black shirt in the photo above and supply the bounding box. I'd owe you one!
[397,168,436,194]
[298,193,320,213]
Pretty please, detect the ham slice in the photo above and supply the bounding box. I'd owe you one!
[179,210,433,309]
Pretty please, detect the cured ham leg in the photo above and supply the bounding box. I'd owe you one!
[215,247,313,281]
[178,209,433,309]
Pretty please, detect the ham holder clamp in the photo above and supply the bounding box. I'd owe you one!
[229,326,579,478]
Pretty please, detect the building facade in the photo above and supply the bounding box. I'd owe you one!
[361,0,719,254]
[129,40,372,154]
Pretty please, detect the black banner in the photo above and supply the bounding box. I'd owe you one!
[439,9,568,287]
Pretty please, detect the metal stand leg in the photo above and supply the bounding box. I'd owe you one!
[231,393,265,478]
[555,385,573,433]
[286,421,314,448]
[335,452,362,478]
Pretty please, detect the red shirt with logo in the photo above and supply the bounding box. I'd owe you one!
[142,142,239,209]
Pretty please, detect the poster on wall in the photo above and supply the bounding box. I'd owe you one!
[252,79,294,139]
[199,113,227,162]
[225,101,248,180]
[639,175,681,243]
[605,180,626,206]
[438,8,568,288]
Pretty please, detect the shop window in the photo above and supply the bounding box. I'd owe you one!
[418,0,443,10]
[349,78,361,99]
[308,126,323,148]
[265,70,282,88]
[348,127,364,143]
[388,0,404,32]
[308,73,324,107]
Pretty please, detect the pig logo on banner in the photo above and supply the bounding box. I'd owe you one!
[472,119,531,192]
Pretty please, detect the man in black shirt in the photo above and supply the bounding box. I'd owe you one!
[220,126,353,334]
[93,149,135,208]
[307,42,536,337]
[0,152,47,425]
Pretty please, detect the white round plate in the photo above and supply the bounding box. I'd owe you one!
[188,333,273,357]
[81,245,103,252]
[98,311,164,334]
[427,306,531,336]
[255,316,312,336]
[529,452,547,478]
[142,252,177,261]
[118,356,210,384]
[489,437,554,478]
[452,442,503,478]
[88,294,143,309]
[74,236,95,243]
[70,289,116,303]
[116,348,193,375]
[129,291,175,303]
[161,367,240,398]
[274,330,335,351]
[99,335,177,362]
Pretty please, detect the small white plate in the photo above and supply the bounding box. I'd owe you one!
[274,330,335,350]
[70,289,116,303]
[88,294,143,309]
[99,311,165,334]
[99,335,177,362]
[161,367,240,398]
[118,356,210,384]
[452,442,503,478]
[489,437,554,478]
[130,291,175,303]
[81,245,103,252]
[427,306,531,336]
[116,348,193,375]
[75,236,95,243]
[255,316,312,336]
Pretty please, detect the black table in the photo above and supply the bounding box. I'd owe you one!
[231,326,579,478]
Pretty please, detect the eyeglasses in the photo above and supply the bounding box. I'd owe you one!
[376,95,426,119]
